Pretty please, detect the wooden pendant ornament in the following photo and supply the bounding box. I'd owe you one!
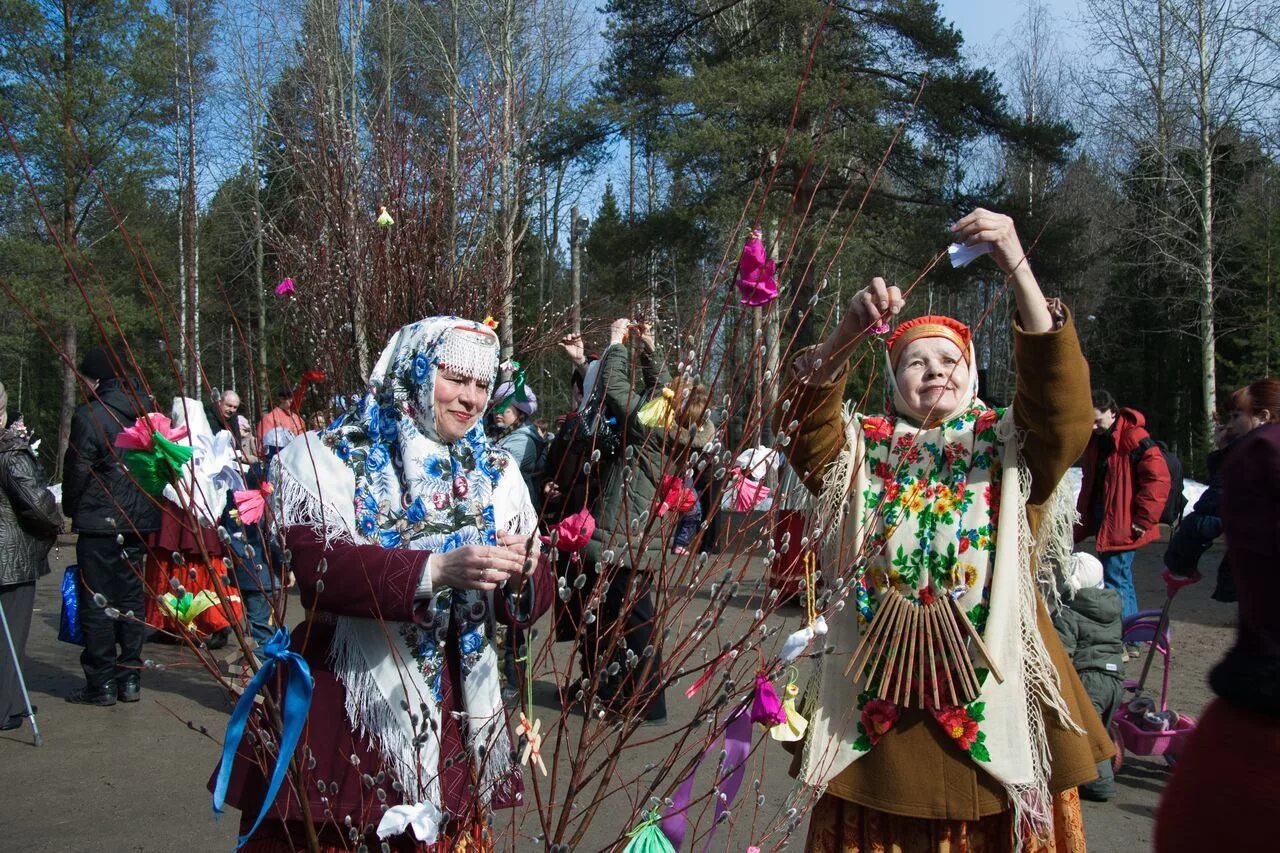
[845,587,1003,709]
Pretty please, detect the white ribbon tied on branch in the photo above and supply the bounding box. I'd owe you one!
[376,801,443,843]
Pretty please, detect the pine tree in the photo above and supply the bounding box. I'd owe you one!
[0,0,172,475]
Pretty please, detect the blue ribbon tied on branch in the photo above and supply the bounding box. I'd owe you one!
[212,627,314,848]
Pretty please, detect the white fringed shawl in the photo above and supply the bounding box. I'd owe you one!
[799,402,1081,846]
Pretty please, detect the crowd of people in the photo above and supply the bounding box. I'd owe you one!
[0,208,1276,852]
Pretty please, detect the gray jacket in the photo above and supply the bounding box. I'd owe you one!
[0,430,61,586]
[588,342,708,568]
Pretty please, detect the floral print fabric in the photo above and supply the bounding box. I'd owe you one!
[849,405,1006,762]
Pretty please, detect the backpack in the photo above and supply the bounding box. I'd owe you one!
[567,394,623,461]
[1130,437,1186,525]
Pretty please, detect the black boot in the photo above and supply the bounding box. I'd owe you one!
[1,703,37,730]
[67,683,118,707]
[117,673,141,703]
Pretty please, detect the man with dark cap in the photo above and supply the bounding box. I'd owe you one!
[256,385,304,464]
[61,344,161,706]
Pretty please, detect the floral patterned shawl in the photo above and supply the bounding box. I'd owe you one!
[798,331,1080,845]
[275,317,536,823]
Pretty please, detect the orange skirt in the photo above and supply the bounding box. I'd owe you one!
[805,789,1085,853]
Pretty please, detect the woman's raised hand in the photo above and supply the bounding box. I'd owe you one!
[951,208,1026,278]
[609,318,631,346]
[952,207,1052,332]
[430,542,529,591]
[559,334,586,365]
[808,277,903,380]
[844,276,904,334]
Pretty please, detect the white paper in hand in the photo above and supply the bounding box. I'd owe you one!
[948,241,993,268]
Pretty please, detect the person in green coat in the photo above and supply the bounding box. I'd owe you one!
[579,318,710,723]
[1053,552,1126,802]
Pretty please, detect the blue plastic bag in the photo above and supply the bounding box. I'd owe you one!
[58,565,84,645]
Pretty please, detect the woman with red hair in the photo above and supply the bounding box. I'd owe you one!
[1155,378,1279,852]
[779,209,1111,851]
[1164,379,1279,602]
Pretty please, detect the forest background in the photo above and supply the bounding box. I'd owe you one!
[2,0,1278,480]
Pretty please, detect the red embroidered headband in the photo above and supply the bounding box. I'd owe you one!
[887,315,972,370]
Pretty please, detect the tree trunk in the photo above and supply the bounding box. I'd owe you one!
[1194,0,1216,453]
[497,0,517,365]
[174,1,188,386]
[253,129,267,409]
[446,0,460,290]
[570,205,582,336]
[183,0,200,394]
[55,0,78,481]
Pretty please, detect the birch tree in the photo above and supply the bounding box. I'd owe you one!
[1081,0,1279,450]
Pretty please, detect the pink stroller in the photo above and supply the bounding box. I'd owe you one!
[1110,569,1200,771]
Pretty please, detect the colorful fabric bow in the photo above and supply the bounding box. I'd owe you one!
[232,483,274,525]
[735,229,779,306]
[550,507,595,553]
[663,676,788,850]
[213,627,313,848]
[159,590,220,626]
[116,413,189,451]
[636,387,676,430]
[769,679,809,742]
[750,673,788,728]
[275,277,295,296]
[376,801,442,843]
[624,812,676,853]
[115,415,194,497]
[515,713,546,776]
[779,615,828,663]
[492,361,534,415]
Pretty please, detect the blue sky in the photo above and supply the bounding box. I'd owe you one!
[939,0,1084,57]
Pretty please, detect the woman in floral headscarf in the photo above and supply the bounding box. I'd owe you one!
[780,210,1111,852]
[216,317,552,851]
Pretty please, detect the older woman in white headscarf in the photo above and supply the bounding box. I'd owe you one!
[778,210,1111,852]
[215,317,551,851]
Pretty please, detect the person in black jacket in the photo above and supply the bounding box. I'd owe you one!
[61,346,162,706]
[1163,424,1235,601]
[0,385,62,730]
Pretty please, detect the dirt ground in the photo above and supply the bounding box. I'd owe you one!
[0,533,1234,852]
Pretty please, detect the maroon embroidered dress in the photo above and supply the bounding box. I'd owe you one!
[214,528,552,851]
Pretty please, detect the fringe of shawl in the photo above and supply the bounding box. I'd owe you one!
[270,457,352,548]
[812,404,860,542]
[997,416,1086,849]
[1035,476,1081,615]
[331,617,444,806]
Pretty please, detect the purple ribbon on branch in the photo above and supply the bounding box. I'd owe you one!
[660,674,786,850]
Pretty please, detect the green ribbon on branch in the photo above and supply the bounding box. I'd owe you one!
[122,430,195,496]
[492,361,530,414]
[622,812,675,853]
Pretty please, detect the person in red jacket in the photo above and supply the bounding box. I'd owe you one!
[1074,389,1171,619]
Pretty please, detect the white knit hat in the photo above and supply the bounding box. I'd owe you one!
[1065,552,1105,598]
